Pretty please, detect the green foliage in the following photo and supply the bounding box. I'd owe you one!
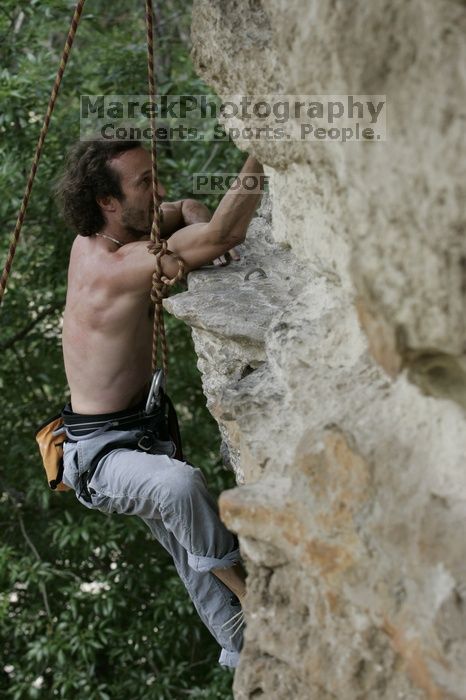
[0,1,243,697]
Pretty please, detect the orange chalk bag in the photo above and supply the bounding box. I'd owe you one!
[34,414,70,492]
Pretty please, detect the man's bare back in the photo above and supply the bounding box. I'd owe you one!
[63,235,153,413]
[59,141,263,415]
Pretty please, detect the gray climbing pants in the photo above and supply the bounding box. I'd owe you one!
[62,427,244,668]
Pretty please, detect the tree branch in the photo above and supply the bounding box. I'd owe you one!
[18,512,52,621]
[0,299,65,351]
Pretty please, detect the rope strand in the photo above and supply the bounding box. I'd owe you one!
[1,0,182,384]
[0,0,86,306]
[145,0,185,377]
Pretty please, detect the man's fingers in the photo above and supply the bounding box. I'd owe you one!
[229,247,240,261]
[212,249,240,266]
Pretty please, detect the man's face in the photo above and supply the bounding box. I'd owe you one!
[108,147,166,238]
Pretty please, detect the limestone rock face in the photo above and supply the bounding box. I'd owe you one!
[166,1,466,697]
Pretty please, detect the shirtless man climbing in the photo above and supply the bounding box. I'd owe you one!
[57,139,263,669]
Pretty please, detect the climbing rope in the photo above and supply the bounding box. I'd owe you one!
[0,0,183,381]
[0,0,86,306]
[145,0,185,376]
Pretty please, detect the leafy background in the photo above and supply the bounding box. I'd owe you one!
[0,1,244,697]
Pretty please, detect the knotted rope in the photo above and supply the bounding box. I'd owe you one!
[145,0,185,376]
[0,0,86,306]
[1,0,181,381]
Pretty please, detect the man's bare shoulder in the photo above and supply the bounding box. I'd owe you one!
[68,235,91,282]
[68,236,126,299]
[69,233,101,265]
[69,234,137,273]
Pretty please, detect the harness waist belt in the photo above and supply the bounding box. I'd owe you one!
[62,398,164,438]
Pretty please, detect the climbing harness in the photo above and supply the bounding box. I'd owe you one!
[35,382,184,492]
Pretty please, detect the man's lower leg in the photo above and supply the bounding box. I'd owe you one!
[212,561,247,601]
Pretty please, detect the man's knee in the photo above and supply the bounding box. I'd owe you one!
[160,462,207,504]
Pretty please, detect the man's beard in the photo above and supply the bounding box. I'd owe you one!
[121,205,153,239]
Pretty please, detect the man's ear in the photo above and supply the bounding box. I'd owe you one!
[96,195,117,213]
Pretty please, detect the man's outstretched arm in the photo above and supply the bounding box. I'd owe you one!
[112,155,264,291]
[166,155,263,273]
[160,199,211,238]
[161,198,238,266]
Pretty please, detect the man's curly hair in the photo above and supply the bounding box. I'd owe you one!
[55,139,142,235]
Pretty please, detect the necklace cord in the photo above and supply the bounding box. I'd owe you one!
[95,233,124,247]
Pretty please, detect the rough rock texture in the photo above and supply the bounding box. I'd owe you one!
[166,1,466,698]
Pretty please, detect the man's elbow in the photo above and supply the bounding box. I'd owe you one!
[206,221,244,249]
[182,199,211,225]
[229,229,246,247]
